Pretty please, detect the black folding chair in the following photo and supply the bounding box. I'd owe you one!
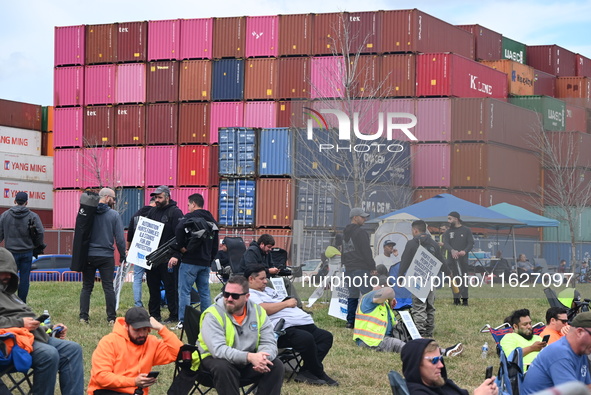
[544,287,590,322]
[388,370,409,395]
[224,237,247,275]
[272,319,303,382]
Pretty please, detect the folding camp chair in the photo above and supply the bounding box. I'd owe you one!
[496,347,524,395]
[480,322,545,356]
[388,370,410,395]
[272,319,303,382]
[0,333,33,395]
[224,237,247,275]
[544,287,590,322]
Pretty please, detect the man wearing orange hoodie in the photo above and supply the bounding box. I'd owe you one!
[88,307,182,394]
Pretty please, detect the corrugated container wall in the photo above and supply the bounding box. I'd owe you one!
[55,25,85,66]
[235,179,256,226]
[180,18,213,60]
[84,105,114,146]
[256,178,293,227]
[146,103,178,145]
[556,77,591,106]
[350,55,380,98]
[0,180,53,210]
[276,100,308,128]
[114,146,145,187]
[381,10,474,59]
[527,45,576,77]
[312,12,345,55]
[54,107,83,147]
[175,187,211,213]
[236,128,257,176]
[456,25,502,61]
[296,178,337,228]
[115,104,145,145]
[480,60,535,96]
[178,103,210,144]
[533,69,557,97]
[414,98,450,141]
[84,65,116,105]
[501,36,527,64]
[543,206,591,242]
[146,61,179,103]
[545,167,591,198]
[546,131,591,168]
[245,58,277,100]
[259,128,293,176]
[148,19,180,61]
[565,104,588,133]
[453,188,541,215]
[42,133,54,156]
[416,53,507,98]
[53,148,82,189]
[118,188,144,228]
[278,14,312,56]
[81,147,114,188]
[0,152,53,183]
[179,60,211,101]
[210,102,244,144]
[509,96,565,131]
[576,54,591,77]
[346,11,380,54]
[54,66,84,107]
[380,54,416,97]
[245,16,279,58]
[310,56,345,98]
[85,24,116,64]
[0,126,42,156]
[411,143,451,188]
[0,99,42,131]
[177,145,218,187]
[53,190,81,229]
[145,145,177,186]
[117,21,147,63]
[278,57,310,99]
[116,63,146,104]
[213,17,245,59]
[244,102,277,129]
[212,59,245,101]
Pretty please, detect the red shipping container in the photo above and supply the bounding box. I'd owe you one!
[148,19,180,61]
[278,57,310,99]
[246,16,279,58]
[556,77,591,107]
[411,143,451,187]
[53,190,81,229]
[54,66,84,107]
[313,12,345,55]
[213,17,245,59]
[145,145,178,187]
[84,65,116,105]
[146,61,179,103]
[115,104,145,145]
[116,63,146,104]
[380,54,416,98]
[456,24,502,61]
[245,58,278,100]
[527,45,576,77]
[381,99,416,138]
[179,60,211,101]
[565,104,588,133]
[117,21,147,63]
[209,102,244,144]
[346,11,380,54]
[257,228,292,252]
[278,14,312,56]
[415,98,450,142]
[81,147,114,188]
[416,53,508,98]
[54,107,83,148]
[144,187,176,205]
[180,18,213,60]
[84,106,114,146]
[175,187,212,212]
[310,56,345,98]
[546,131,591,168]
[178,145,218,186]
[54,25,85,66]
[276,100,308,128]
[413,188,449,203]
[146,103,178,145]
[350,55,381,98]
[244,102,277,128]
[179,103,210,144]
[0,99,42,131]
[86,24,116,64]
[534,69,557,97]
[53,148,83,189]
[255,178,293,228]
[381,10,474,59]
[209,187,219,219]
[114,146,145,187]
[576,54,591,77]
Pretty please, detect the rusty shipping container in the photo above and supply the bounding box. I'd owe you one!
[350,55,380,97]
[346,11,380,54]
[146,61,179,103]
[451,142,540,192]
[115,104,145,145]
[145,103,178,145]
[86,24,116,64]
[527,45,577,77]
[312,12,345,55]
[556,77,591,106]
[456,25,502,61]
[380,54,416,97]
[213,17,245,59]
[256,178,293,228]
[84,106,114,146]
[178,102,210,144]
[276,100,308,128]
[117,21,147,63]
[179,60,212,101]
[480,60,535,96]
[0,99,42,130]
[381,10,474,59]
[533,69,557,97]
[245,58,278,100]
[277,57,310,99]
[278,14,312,56]
[576,54,591,77]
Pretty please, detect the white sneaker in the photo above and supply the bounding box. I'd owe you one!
[170,321,183,330]
[444,343,464,357]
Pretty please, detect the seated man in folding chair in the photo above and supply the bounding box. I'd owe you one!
[500,308,547,371]
[0,247,84,395]
[245,265,338,386]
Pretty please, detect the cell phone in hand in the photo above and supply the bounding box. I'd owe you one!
[147,371,160,378]
[282,296,293,302]
[542,334,550,343]
[35,314,49,323]
[485,366,493,379]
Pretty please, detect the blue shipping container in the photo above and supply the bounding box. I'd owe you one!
[259,128,293,176]
[237,128,257,176]
[118,188,145,229]
[218,179,256,226]
[295,128,336,177]
[212,59,244,101]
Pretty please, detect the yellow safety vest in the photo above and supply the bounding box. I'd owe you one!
[192,303,266,371]
[353,293,397,347]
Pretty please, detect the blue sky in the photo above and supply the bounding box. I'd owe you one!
[0,0,589,106]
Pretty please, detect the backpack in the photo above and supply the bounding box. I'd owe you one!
[27,216,45,258]
[184,217,218,253]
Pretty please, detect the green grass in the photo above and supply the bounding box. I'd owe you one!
[5,280,591,394]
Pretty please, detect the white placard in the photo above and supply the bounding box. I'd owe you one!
[398,310,422,340]
[328,271,348,321]
[404,245,442,303]
[0,152,53,183]
[269,277,288,299]
[0,126,42,156]
[126,217,164,269]
[0,180,53,210]
[307,265,338,307]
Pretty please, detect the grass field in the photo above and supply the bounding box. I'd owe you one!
[5,279,590,394]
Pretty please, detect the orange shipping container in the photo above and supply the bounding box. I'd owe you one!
[179,60,211,101]
[213,17,245,59]
[42,132,54,156]
[556,77,591,105]
[178,103,210,144]
[244,58,278,100]
[278,14,312,56]
[480,59,534,96]
[255,178,293,228]
[257,228,292,253]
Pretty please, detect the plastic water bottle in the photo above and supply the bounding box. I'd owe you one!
[481,342,489,359]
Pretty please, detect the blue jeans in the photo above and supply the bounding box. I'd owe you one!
[31,337,84,395]
[344,269,372,325]
[178,263,211,322]
[11,250,33,303]
[133,265,146,307]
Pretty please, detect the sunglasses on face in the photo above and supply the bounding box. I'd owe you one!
[424,355,444,365]
[558,319,568,324]
[223,291,247,300]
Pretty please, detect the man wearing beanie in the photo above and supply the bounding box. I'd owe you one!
[521,311,591,394]
[443,211,474,306]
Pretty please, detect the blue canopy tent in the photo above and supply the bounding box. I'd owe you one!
[488,203,559,228]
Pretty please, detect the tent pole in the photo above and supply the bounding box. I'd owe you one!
[512,226,517,272]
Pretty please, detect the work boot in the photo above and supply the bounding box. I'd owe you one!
[453,298,461,306]
[462,298,469,306]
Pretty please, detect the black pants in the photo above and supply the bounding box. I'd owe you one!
[80,256,116,321]
[277,324,333,378]
[448,257,469,299]
[146,262,178,321]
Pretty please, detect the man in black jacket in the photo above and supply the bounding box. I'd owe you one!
[238,234,278,275]
[169,193,218,329]
[443,211,474,306]
[342,207,375,329]
[145,186,183,323]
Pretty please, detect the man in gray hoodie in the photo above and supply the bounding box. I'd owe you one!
[79,188,126,324]
[0,191,44,303]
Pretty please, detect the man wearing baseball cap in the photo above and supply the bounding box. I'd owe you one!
[88,307,183,394]
[374,240,399,270]
[521,311,591,394]
[442,211,474,306]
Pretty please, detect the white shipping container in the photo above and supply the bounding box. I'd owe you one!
[0,126,42,156]
[0,180,53,210]
[0,152,53,183]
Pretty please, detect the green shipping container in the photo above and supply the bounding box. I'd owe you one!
[543,206,591,242]
[509,96,565,131]
[41,106,48,132]
[502,36,527,64]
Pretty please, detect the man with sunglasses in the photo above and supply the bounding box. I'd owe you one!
[402,338,498,394]
[522,311,591,394]
[539,307,569,345]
